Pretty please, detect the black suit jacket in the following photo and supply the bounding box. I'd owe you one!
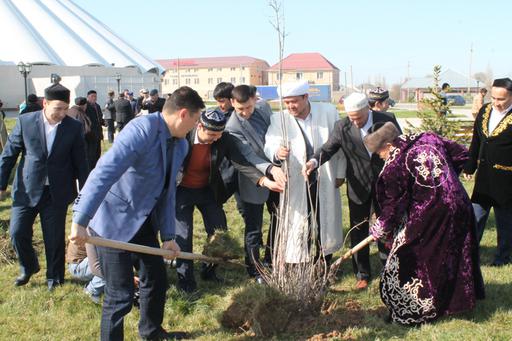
[0,111,89,206]
[182,128,263,203]
[114,98,134,123]
[313,110,402,204]
[85,102,103,142]
[464,103,512,207]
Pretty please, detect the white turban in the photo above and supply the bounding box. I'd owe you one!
[278,81,310,98]
[344,92,369,112]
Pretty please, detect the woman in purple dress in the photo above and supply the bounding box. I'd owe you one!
[364,122,485,325]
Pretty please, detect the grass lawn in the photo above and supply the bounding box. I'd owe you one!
[0,118,510,340]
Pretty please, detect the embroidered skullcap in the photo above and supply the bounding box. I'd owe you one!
[278,81,310,98]
[200,109,226,131]
[44,83,70,103]
[364,122,400,153]
[344,92,368,112]
[369,87,390,101]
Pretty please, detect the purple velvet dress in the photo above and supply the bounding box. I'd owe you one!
[370,132,485,325]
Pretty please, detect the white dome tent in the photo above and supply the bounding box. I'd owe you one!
[0,0,164,109]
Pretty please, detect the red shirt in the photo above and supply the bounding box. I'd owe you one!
[180,144,211,188]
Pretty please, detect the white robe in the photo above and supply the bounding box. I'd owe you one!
[264,102,346,263]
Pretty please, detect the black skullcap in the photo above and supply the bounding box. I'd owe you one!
[75,97,87,106]
[200,109,226,131]
[44,83,70,103]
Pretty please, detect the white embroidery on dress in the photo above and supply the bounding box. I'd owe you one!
[406,145,448,188]
[381,227,437,324]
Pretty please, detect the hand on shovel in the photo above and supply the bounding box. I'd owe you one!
[69,222,88,247]
[161,240,180,260]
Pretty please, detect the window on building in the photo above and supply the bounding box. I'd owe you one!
[230,77,236,83]
[276,73,281,80]
[193,68,198,72]
[164,79,169,85]
[296,72,303,80]
[240,77,245,83]
[173,79,178,85]
[187,68,191,72]
[217,68,222,72]
[194,78,199,84]
[217,77,222,83]
[230,67,236,71]
[241,66,245,70]
[317,72,323,79]
[185,78,191,85]
[208,78,213,84]
[208,68,213,72]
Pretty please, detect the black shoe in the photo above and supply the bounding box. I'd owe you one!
[47,279,62,291]
[14,266,40,287]
[142,328,189,340]
[200,264,221,282]
[177,276,197,293]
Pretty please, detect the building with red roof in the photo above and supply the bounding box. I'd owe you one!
[267,52,340,91]
[157,56,269,98]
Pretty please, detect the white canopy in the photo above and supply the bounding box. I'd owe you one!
[0,0,163,73]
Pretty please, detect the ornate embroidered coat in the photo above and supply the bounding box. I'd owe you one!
[370,133,485,325]
[464,103,512,207]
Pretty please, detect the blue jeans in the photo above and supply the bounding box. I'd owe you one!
[68,258,105,296]
[96,219,167,341]
[473,203,512,264]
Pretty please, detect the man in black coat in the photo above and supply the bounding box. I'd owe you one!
[175,109,283,292]
[20,94,43,115]
[114,93,134,132]
[0,83,88,290]
[305,92,402,290]
[141,89,166,114]
[463,77,512,266]
[85,90,103,170]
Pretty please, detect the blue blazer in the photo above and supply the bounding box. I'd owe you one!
[73,112,187,242]
[0,111,88,206]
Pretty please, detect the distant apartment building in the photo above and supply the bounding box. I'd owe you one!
[267,52,340,91]
[157,56,270,99]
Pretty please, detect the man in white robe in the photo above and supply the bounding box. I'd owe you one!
[264,81,345,263]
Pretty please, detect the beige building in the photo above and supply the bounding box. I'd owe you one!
[157,56,270,99]
[267,53,340,91]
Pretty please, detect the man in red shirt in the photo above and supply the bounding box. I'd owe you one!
[175,109,284,292]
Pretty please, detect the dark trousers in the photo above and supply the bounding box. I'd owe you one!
[117,121,127,133]
[105,119,115,143]
[10,186,67,282]
[474,203,512,264]
[87,139,101,170]
[175,186,227,280]
[96,219,167,341]
[263,190,280,264]
[241,201,264,277]
[348,198,382,280]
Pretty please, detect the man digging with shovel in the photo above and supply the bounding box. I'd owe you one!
[69,86,204,341]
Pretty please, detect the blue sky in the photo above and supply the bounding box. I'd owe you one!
[75,0,510,85]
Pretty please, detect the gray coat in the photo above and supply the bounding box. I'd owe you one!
[225,108,273,204]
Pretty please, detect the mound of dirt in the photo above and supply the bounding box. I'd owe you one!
[221,284,322,337]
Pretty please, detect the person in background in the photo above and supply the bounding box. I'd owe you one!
[471,88,488,119]
[142,89,166,114]
[103,90,116,143]
[368,87,395,113]
[20,94,42,115]
[114,93,134,132]
[85,90,104,170]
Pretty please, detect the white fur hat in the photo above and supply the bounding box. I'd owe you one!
[344,92,369,112]
[278,81,310,98]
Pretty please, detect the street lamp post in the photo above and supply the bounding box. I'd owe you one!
[115,73,121,94]
[17,62,32,103]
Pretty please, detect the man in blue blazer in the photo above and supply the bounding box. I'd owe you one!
[70,86,204,341]
[0,83,88,290]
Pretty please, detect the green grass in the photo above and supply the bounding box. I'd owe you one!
[0,118,511,340]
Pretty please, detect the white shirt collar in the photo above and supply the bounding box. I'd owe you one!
[361,110,374,134]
